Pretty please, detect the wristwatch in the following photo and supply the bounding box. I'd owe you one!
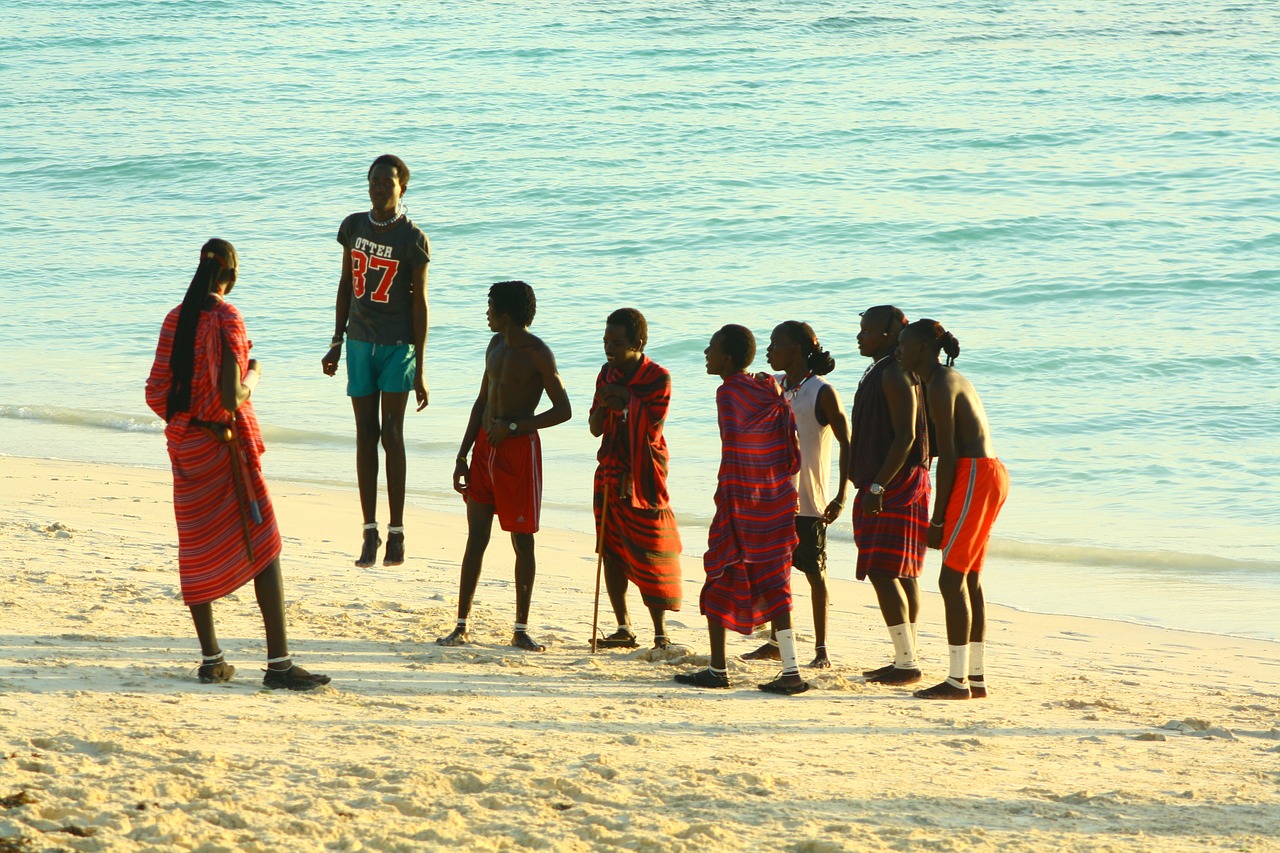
[508,421,519,435]
[869,483,886,496]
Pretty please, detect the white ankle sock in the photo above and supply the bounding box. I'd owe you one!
[969,641,985,678]
[514,622,528,633]
[388,525,404,534]
[910,622,918,648]
[777,628,800,677]
[888,623,917,669]
[947,644,968,689]
[362,522,377,531]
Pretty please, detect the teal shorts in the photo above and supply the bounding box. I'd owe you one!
[346,339,416,397]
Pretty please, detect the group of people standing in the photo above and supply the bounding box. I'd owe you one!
[145,154,1008,700]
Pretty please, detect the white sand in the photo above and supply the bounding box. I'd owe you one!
[1,455,1278,852]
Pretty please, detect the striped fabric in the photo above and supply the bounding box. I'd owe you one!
[145,300,281,606]
[852,466,930,580]
[591,356,682,610]
[941,457,1009,574]
[701,373,800,634]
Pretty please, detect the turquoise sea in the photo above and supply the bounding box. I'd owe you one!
[2,0,1277,639]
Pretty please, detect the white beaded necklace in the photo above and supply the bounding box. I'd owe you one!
[368,206,404,227]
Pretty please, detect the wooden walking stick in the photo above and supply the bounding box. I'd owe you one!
[590,482,611,653]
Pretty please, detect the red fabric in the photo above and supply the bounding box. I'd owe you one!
[467,429,542,533]
[701,373,800,634]
[590,356,682,610]
[941,458,1009,574]
[590,356,673,510]
[852,466,930,580]
[593,475,683,611]
[145,300,281,606]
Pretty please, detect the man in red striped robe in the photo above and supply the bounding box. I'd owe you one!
[676,325,810,695]
[589,309,683,650]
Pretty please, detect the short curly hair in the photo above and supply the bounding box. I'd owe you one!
[368,154,410,191]
[606,307,648,351]
[717,324,755,371]
[489,280,537,327]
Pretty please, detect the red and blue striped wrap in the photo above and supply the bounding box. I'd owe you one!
[700,372,800,634]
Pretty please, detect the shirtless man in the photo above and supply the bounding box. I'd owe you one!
[437,281,571,652]
[897,320,1009,700]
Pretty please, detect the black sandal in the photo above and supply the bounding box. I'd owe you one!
[198,654,235,684]
[674,668,731,689]
[262,663,331,691]
[595,628,639,649]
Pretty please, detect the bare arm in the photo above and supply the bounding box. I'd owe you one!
[220,338,259,414]
[322,249,353,375]
[518,344,572,433]
[925,373,957,548]
[411,261,429,411]
[817,384,851,523]
[453,362,491,494]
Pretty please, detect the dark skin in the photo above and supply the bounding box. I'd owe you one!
[588,323,669,642]
[188,263,298,675]
[855,308,923,637]
[437,297,572,651]
[897,327,996,648]
[699,331,804,691]
[321,163,429,568]
[742,325,852,668]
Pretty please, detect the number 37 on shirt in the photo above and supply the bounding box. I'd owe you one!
[350,249,399,303]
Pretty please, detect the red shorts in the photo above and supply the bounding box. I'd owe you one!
[941,458,1009,574]
[467,429,541,533]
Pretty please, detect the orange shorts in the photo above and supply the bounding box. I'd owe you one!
[940,458,1009,574]
[467,429,542,534]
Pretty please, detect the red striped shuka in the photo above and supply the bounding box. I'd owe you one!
[145,299,281,606]
[591,356,683,611]
[701,372,801,635]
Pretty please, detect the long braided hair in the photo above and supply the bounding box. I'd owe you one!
[166,239,237,420]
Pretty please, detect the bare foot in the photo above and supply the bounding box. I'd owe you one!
[436,626,470,646]
[969,676,988,699]
[354,529,380,569]
[862,662,895,679]
[914,680,971,700]
[383,531,405,567]
[808,647,832,669]
[741,641,781,662]
[512,630,546,652]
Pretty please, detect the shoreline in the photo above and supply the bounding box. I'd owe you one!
[4,444,1278,645]
[3,455,1279,850]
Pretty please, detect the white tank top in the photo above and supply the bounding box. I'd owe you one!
[778,372,839,518]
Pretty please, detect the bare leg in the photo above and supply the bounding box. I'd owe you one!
[675,619,731,688]
[708,620,727,671]
[939,566,971,646]
[253,557,289,661]
[808,571,831,668]
[379,391,410,527]
[351,393,382,567]
[647,605,668,643]
[869,574,909,626]
[437,501,494,646]
[966,572,985,643]
[510,532,544,651]
[189,602,221,658]
[602,555,631,628]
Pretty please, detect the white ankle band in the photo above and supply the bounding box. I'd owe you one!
[388,526,405,534]
[266,655,292,664]
[513,623,528,632]
[202,653,224,662]
[362,522,378,531]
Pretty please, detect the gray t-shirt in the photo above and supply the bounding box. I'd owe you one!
[337,212,430,345]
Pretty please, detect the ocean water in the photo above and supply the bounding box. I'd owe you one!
[3,0,1277,639]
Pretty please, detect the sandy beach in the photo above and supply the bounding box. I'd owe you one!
[1,455,1277,852]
